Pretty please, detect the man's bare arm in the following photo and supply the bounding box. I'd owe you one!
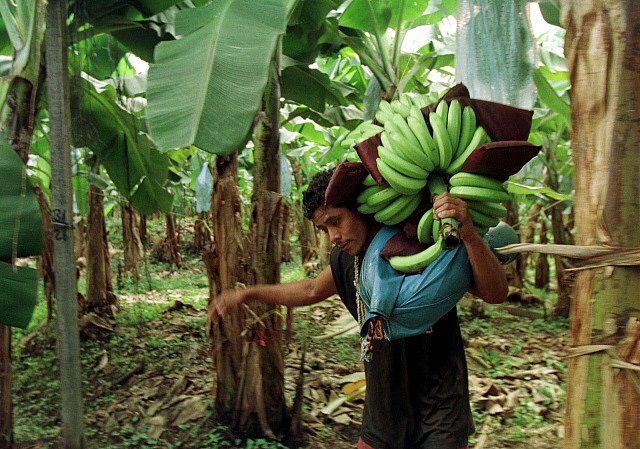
[459,227,509,303]
[209,266,337,320]
[433,193,508,304]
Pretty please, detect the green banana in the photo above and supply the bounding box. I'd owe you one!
[447,99,462,155]
[406,108,438,170]
[388,113,423,152]
[342,120,384,149]
[410,94,427,109]
[357,202,379,215]
[450,185,511,202]
[389,116,435,171]
[362,174,378,187]
[374,192,423,226]
[468,207,500,229]
[411,91,439,109]
[474,224,490,237]
[445,126,488,175]
[435,100,449,122]
[389,237,444,273]
[456,106,477,159]
[429,111,454,170]
[376,158,427,195]
[390,99,411,118]
[449,172,506,191]
[366,185,402,208]
[345,151,360,162]
[417,208,435,244]
[356,184,386,205]
[375,109,393,125]
[467,200,508,219]
[379,100,394,116]
[380,130,416,164]
[400,94,413,108]
[432,217,441,243]
[377,144,429,180]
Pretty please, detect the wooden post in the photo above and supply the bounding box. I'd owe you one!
[45,1,85,447]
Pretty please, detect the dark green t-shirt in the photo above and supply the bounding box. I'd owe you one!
[330,247,474,449]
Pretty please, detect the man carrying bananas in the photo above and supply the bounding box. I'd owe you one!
[209,164,511,449]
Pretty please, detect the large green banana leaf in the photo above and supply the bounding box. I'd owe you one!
[283,0,341,63]
[71,75,173,215]
[281,65,354,112]
[339,0,429,34]
[74,0,185,19]
[146,0,291,155]
[0,262,38,329]
[73,0,183,63]
[0,136,42,329]
[0,137,42,259]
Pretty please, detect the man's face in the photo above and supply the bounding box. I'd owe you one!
[312,206,370,256]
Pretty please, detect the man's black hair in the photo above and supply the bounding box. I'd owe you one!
[302,169,334,220]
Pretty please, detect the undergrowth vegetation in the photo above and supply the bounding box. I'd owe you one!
[11,216,568,449]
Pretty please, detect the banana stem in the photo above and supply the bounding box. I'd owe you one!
[363,0,396,83]
[391,0,407,68]
[441,217,460,249]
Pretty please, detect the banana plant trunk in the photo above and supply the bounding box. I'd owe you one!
[241,48,287,436]
[85,184,117,316]
[292,161,317,264]
[193,212,211,252]
[563,1,640,448]
[207,154,251,421]
[139,214,148,247]
[545,144,572,317]
[35,186,55,322]
[121,203,144,279]
[534,219,549,289]
[162,213,183,268]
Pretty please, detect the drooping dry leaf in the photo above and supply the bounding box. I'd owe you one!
[173,397,206,426]
[146,415,166,439]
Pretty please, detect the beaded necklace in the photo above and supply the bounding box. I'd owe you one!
[354,255,385,361]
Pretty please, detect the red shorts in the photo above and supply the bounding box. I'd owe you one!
[357,437,468,449]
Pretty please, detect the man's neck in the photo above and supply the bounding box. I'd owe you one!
[361,220,383,256]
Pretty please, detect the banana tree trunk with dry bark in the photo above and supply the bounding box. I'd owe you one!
[292,161,317,264]
[162,213,183,268]
[206,154,251,423]
[85,184,117,316]
[121,203,144,279]
[544,144,573,317]
[193,212,211,252]
[563,2,640,447]
[240,48,287,436]
[207,50,288,438]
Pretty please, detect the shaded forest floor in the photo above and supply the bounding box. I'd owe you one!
[11,257,568,449]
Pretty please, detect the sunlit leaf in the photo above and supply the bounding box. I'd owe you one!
[147,0,290,155]
[505,180,571,202]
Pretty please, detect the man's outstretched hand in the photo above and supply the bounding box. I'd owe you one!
[208,289,245,322]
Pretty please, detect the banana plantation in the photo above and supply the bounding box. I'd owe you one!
[0,1,638,448]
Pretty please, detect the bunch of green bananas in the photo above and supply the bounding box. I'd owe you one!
[350,92,510,273]
[389,172,509,273]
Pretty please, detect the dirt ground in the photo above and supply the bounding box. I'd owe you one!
[13,292,567,449]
